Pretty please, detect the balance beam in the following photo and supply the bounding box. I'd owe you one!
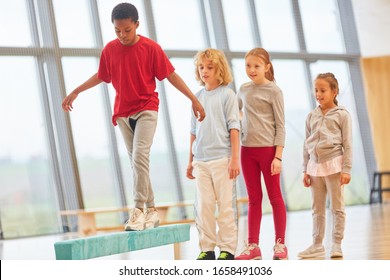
[54,224,190,260]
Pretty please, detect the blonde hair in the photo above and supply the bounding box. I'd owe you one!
[315,72,339,105]
[194,48,233,86]
[245,48,275,82]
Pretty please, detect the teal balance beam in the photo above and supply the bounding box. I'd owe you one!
[54,224,190,260]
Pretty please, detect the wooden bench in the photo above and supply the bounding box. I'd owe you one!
[60,198,249,236]
[54,224,190,260]
[60,203,194,236]
[370,171,390,204]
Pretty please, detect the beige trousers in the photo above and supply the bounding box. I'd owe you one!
[193,157,238,255]
[117,110,158,209]
[310,172,346,245]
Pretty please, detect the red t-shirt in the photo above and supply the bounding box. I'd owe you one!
[98,35,175,125]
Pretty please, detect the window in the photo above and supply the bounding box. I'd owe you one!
[0,0,32,47]
[272,59,313,210]
[0,57,60,238]
[152,0,205,50]
[255,0,299,52]
[164,58,203,199]
[299,0,345,53]
[53,0,95,48]
[222,0,255,51]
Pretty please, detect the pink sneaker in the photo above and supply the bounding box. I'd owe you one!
[235,243,262,260]
[273,238,288,260]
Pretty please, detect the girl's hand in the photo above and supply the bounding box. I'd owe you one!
[228,158,240,179]
[340,173,351,186]
[186,163,195,179]
[303,173,311,187]
[271,158,282,176]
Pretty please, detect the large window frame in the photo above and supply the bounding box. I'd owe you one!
[0,0,375,238]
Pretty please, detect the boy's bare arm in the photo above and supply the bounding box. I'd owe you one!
[62,73,103,112]
[167,72,205,121]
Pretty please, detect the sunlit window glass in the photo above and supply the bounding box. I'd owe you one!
[299,0,345,53]
[152,0,205,50]
[272,60,312,210]
[0,57,60,238]
[0,0,32,47]
[164,58,202,195]
[162,58,202,220]
[222,0,254,51]
[149,106,178,204]
[255,0,299,52]
[53,0,95,48]
[62,57,118,212]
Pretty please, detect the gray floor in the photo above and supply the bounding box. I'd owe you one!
[1,203,389,260]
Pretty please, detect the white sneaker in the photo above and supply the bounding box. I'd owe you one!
[297,244,325,258]
[124,208,145,231]
[331,243,343,258]
[144,207,160,229]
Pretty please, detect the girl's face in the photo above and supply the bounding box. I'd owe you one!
[314,78,337,109]
[245,55,271,84]
[114,18,139,46]
[198,59,218,90]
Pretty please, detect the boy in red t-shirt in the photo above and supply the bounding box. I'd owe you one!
[62,3,205,231]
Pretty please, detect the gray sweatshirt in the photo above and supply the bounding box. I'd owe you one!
[238,81,285,147]
[303,106,352,174]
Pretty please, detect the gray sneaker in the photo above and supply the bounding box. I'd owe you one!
[124,208,145,231]
[331,243,343,258]
[298,244,325,258]
[144,207,160,229]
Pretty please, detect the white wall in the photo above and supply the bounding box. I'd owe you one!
[352,0,390,57]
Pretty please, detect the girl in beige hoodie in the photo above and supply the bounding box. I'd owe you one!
[298,73,352,259]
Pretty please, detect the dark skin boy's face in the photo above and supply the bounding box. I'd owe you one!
[113,18,139,46]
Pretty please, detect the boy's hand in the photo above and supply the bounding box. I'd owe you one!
[62,91,79,112]
[186,163,195,179]
[193,100,206,121]
[228,158,240,179]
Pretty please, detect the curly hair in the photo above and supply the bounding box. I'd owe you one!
[194,48,233,86]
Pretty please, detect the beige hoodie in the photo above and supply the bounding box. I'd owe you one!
[303,106,352,174]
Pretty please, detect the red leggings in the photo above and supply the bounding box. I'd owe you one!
[241,146,286,244]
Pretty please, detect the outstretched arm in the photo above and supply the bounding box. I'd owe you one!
[62,73,103,112]
[166,72,205,121]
